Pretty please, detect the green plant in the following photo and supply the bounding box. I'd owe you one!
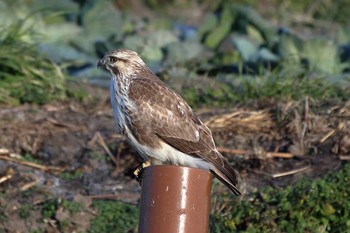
[23,153,41,164]
[29,228,45,233]
[0,206,7,223]
[62,200,84,214]
[60,171,84,180]
[89,152,106,161]
[42,199,59,219]
[181,63,350,108]
[90,200,139,233]
[211,164,350,232]
[19,204,32,219]
[240,66,350,101]
[0,17,82,105]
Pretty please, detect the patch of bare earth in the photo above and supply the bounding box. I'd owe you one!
[0,93,349,231]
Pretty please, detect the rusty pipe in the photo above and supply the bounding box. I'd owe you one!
[138,165,212,233]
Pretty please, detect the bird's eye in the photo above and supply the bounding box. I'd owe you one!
[109,57,118,63]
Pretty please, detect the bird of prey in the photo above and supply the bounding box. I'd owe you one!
[97,49,242,196]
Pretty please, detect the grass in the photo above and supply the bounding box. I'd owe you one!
[182,66,350,108]
[238,69,349,101]
[0,18,85,105]
[60,171,84,180]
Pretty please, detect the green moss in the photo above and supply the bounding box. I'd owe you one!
[62,200,84,214]
[19,204,32,219]
[60,171,84,180]
[211,164,350,232]
[90,200,139,233]
[89,152,105,161]
[0,206,7,223]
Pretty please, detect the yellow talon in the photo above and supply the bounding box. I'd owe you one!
[133,161,151,179]
[143,160,151,168]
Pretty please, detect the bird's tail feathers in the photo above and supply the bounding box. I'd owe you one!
[212,167,243,196]
[210,151,243,196]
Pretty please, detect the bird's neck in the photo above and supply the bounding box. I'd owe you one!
[112,74,132,97]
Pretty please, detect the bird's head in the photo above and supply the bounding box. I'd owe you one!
[97,49,147,77]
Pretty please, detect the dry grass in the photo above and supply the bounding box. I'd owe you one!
[205,99,350,160]
[205,110,275,134]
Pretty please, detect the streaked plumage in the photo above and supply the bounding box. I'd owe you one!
[97,49,242,195]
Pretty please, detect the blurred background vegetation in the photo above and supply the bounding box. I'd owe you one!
[0,0,350,232]
[1,0,350,106]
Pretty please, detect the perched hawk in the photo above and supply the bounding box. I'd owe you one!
[97,49,241,196]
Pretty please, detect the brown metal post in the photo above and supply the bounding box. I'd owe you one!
[138,165,213,233]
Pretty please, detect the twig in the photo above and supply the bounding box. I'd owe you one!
[111,133,124,140]
[0,149,23,159]
[95,132,117,166]
[217,147,248,155]
[0,155,64,173]
[320,123,344,143]
[265,152,294,158]
[20,178,40,191]
[0,174,13,184]
[272,165,310,178]
[339,155,350,160]
[304,96,309,122]
[0,168,15,184]
[319,129,336,143]
[46,117,82,131]
[217,147,294,158]
[247,168,271,177]
[114,141,126,173]
[0,148,9,155]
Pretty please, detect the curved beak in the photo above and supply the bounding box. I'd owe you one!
[97,58,106,69]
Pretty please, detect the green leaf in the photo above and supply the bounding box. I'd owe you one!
[197,13,218,38]
[205,6,234,49]
[302,39,341,74]
[231,36,258,62]
[322,203,336,216]
[165,41,209,64]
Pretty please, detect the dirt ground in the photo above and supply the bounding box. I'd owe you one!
[0,87,349,231]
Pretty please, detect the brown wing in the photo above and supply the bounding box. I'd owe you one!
[128,76,242,195]
[127,77,206,147]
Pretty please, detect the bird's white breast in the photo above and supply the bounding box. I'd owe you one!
[110,75,133,133]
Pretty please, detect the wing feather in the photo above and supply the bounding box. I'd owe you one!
[128,77,205,144]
